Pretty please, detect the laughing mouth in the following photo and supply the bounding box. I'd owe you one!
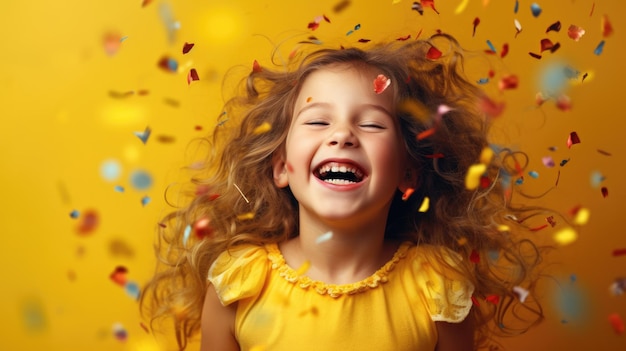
[314,162,365,185]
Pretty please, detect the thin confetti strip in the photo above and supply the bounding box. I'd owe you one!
[486,40,496,53]
[417,128,435,140]
[373,74,391,94]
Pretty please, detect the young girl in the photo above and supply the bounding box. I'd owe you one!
[141,33,547,351]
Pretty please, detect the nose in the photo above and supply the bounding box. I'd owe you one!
[327,124,359,148]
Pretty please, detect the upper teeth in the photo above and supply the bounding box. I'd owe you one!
[317,163,364,179]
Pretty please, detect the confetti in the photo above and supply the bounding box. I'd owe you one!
[412,1,424,14]
[112,323,128,341]
[498,75,519,90]
[252,60,262,73]
[237,212,255,221]
[183,224,191,245]
[567,132,580,148]
[187,68,200,85]
[418,196,430,212]
[422,0,440,14]
[110,266,128,286]
[333,0,351,13]
[469,249,480,263]
[546,215,557,227]
[69,210,80,219]
[514,19,522,36]
[546,21,561,33]
[610,278,626,295]
[478,96,505,117]
[253,121,272,134]
[590,171,606,188]
[477,78,489,84]
[373,74,391,94]
[528,171,539,178]
[601,187,608,198]
[500,43,509,58]
[316,231,333,244]
[485,295,500,305]
[134,126,151,144]
[426,46,442,59]
[472,17,480,37]
[486,40,496,53]
[512,286,530,303]
[159,2,180,44]
[76,209,99,235]
[396,34,411,41]
[157,56,178,72]
[553,227,578,245]
[130,170,153,190]
[402,187,415,201]
[612,249,626,257]
[514,0,519,13]
[194,218,213,239]
[609,313,624,335]
[530,3,542,17]
[597,149,611,156]
[594,40,606,55]
[141,196,151,206]
[114,185,125,193]
[567,25,586,41]
[21,297,47,332]
[182,42,194,54]
[471,296,480,306]
[417,128,436,140]
[529,52,542,59]
[125,281,141,300]
[602,15,613,38]
[103,31,124,56]
[358,39,371,43]
[542,156,555,168]
[573,207,590,226]
[142,0,154,7]
[540,39,560,53]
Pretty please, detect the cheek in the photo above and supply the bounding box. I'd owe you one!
[286,162,294,173]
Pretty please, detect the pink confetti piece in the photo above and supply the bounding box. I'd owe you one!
[373,74,391,94]
[567,131,580,148]
[542,156,555,168]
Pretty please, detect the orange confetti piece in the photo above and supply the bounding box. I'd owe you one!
[252,60,262,73]
[421,0,440,14]
[306,97,312,103]
[402,187,415,201]
[110,266,128,286]
[417,127,436,140]
[567,25,586,41]
[237,212,255,221]
[602,15,613,38]
[609,313,624,334]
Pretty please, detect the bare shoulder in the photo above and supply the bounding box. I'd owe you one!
[434,316,475,351]
[200,284,239,351]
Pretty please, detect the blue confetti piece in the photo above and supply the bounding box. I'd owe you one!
[514,0,519,13]
[530,3,542,17]
[488,250,500,261]
[528,170,539,178]
[120,36,129,42]
[100,159,122,181]
[570,274,577,283]
[114,185,125,193]
[183,224,192,245]
[590,170,606,188]
[70,210,80,219]
[594,40,605,56]
[134,126,151,144]
[141,196,151,207]
[346,30,354,36]
[560,158,570,167]
[486,40,496,53]
[125,281,141,300]
[515,177,524,185]
[354,24,361,30]
[477,78,489,84]
[130,170,153,190]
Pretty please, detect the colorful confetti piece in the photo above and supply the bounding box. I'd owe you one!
[553,227,578,245]
[594,40,606,55]
[546,21,561,33]
[253,122,272,135]
[567,132,580,148]
[426,46,442,59]
[602,15,613,38]
[567,25,586,41]
[187,68,200,84]
[373,74,391,94]
[418,196,430,212]
[134,126,151,144]
[130,170,153,190]
[182,42,194,54]
[513,286,529,303]
[530,3,542,17]
[315,231,333,244]
[608,313,624,335]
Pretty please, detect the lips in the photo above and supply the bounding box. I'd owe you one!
[313,161,366,184]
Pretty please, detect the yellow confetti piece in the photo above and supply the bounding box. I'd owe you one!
[479,147,494,165]
[553,227,578,245]
[418,196,430,212]
[574,207,590,225]
[391,0,402,4]
[454,0,470,14]
[236,212,255,221]
[497,224,510,232]
[398,99,430,122]
[465,163,487,190]
[253,122,272,135]
[295,260,311,276]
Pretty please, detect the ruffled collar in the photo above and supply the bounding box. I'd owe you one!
[266,241,412,298]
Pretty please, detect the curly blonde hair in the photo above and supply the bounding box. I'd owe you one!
[141,33,550,350]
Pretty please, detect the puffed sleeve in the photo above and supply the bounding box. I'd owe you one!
[207,245,269,306]
[413,245,475,323]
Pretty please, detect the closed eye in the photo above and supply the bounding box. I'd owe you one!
[360,124,386,129]
[305,121,329,126]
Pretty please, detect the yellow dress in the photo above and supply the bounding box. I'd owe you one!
[208,242,474,351]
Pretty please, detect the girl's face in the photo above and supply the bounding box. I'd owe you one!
[273,63,410,226]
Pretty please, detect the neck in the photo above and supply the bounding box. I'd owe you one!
[280,209,397,285]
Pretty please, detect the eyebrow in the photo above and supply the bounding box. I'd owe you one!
[295,102,394,119]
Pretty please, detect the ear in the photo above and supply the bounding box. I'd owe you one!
[271,152,289,188]
[398,167,418,194]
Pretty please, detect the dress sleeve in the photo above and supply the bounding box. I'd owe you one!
[413,245,475,323]
[207,245,269,306]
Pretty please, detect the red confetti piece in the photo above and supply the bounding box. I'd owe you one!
[589,2,595,16]
[417,128,436,140]
[77,209,99,235]
[373,74,391,94]
[402,188,415,201]
[479,95,505,117]
[530,224,549,232]
[540,39,556,52]
[425,153,444,159]
[182,42,194,54]
[480,175,491,189]
[555,95,572,111]
[323,15,331,23]
[485,295,500,305]
[426,46,442,59]
[567,132,580,148]
[194,218,214,239]
[396,34,411,41]
[110,266,128,286]
[546,215,557,227]
[567,25,586,41]
[358,38,371,43]
[471,296,480,306]
[601,187,608,198]
[612,249,626,257]
[488,70,495,78]
[498,75,519,90]
[187,68,199,85]
[422,0,440,14]
[470,249,480,263]
[546,21,561,33]
[308,21,320,30]
[473,17,480,37]
[597,149,612,156]
[602,15,613,38]
[252,60,262,73]
[609,313,624,334]
[529,52,542,59]
[500,43,509,58]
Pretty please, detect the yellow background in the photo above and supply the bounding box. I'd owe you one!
[1,0,625,350]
